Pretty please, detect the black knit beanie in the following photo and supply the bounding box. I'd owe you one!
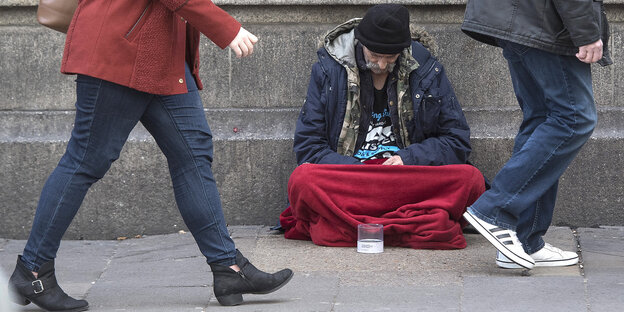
[354,4,411,54]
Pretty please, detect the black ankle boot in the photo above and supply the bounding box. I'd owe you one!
[8,256,89,312]
[209,249,293,306]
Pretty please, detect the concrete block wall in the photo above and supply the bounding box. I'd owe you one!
[1,0,623,239]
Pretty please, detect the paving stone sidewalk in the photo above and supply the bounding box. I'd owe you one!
[1,226,623,312]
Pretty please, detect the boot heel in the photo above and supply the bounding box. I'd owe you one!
[216,293,243,306]
[11,294,31,306]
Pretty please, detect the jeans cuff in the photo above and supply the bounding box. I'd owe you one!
[525,240,545,255]
[19,255,40,272]
[208,256,236,267]
[467,206,517,232]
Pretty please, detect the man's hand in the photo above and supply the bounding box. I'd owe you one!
[228,27,258,58]
[382,155,404,166]
[576,39,603,64]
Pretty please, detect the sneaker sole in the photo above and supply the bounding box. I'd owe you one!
[463,212,534,269]
[497,257,579,269]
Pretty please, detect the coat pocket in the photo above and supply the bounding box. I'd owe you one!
[408,91,442,143]
[421,95,442,135]
[125,1,153,42]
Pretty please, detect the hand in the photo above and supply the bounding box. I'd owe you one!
[576,39,603,64]
[382,155,404,166]
[228,27,258,58]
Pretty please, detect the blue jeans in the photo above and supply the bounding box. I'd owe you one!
[22,64,236,271]
[468,40,597,254]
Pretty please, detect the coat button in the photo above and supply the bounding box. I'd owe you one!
[179,78,184,84]
[415,94,421,99]
[389,101,394,106]
[434,67,440,72]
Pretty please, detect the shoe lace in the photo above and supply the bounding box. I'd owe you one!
[509,230,523,248]
[543,243,563,255]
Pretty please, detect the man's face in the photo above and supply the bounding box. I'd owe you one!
[362,46,400,74]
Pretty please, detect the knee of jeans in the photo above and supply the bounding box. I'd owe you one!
[77,157,116,181]
[576,109,597,136]
[59,150,113,181]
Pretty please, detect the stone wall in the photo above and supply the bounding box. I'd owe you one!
[1,0,623,239]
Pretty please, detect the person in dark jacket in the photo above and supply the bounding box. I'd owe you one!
[280,4,486,250]
[461,0,612,270]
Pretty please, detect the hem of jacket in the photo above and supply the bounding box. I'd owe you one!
[60,67,192,96]
[461,21,583,56]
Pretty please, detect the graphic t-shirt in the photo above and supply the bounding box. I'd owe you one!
[353,84,399,161]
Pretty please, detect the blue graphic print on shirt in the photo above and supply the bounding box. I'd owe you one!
[354,106,399,161]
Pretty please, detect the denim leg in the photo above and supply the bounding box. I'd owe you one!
[515,182,557,253]
[504,56,557,254]
[139,89,236,266]
[469,41,597,251]
[22,75,149,271]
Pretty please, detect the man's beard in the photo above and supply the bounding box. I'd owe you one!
[366,61,396,74]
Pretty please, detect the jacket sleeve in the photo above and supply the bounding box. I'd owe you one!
[158,0,241,49]
[293,62,362,165]
[552,0,601,47]
[395,65,471,166]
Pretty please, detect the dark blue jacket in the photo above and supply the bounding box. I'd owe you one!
[294,40,472,166]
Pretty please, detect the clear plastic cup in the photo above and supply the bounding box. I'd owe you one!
[357,224,384,253]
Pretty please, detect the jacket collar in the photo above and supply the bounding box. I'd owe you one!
[323,18,421,76]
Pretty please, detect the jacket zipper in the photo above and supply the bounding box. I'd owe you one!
[125,2,152,39]
[419,61,438,126]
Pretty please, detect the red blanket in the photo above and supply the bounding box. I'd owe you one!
[280,164,485,249]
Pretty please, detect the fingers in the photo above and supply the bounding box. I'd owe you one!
[248,32,259,44]
[576,49,588,63]
[228,27,258,58]
[576,39,603,64]
[576,48,597,64]
[242,35,253,56]
[577,48,602,64]
[382,156,403,165]
[591,45,603,63]
[231,45,242,58]
[239,38,250,57]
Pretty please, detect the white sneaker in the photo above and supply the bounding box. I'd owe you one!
[463,210,535,269]
[496,243,579,269]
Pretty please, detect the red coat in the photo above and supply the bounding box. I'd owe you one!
[61,0,241,95]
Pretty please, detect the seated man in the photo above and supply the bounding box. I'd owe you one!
[280,4,486,249]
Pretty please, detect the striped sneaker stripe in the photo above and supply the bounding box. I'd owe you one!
[496,233,511,240]
[490,227,507,233]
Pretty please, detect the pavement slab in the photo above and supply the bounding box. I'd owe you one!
[1,226,621,312]
[462,276,586,312]
[578,226,624,312]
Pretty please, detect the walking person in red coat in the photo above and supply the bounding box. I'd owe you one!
[8,1,292,310]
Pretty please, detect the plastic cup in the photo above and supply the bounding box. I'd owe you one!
[357,224,384,253]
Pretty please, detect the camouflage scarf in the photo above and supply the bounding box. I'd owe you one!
[337,46,419,156]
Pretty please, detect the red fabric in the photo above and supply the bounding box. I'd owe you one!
[362,158,387,164]
[280,164,486,249]
[62,0,240,95]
